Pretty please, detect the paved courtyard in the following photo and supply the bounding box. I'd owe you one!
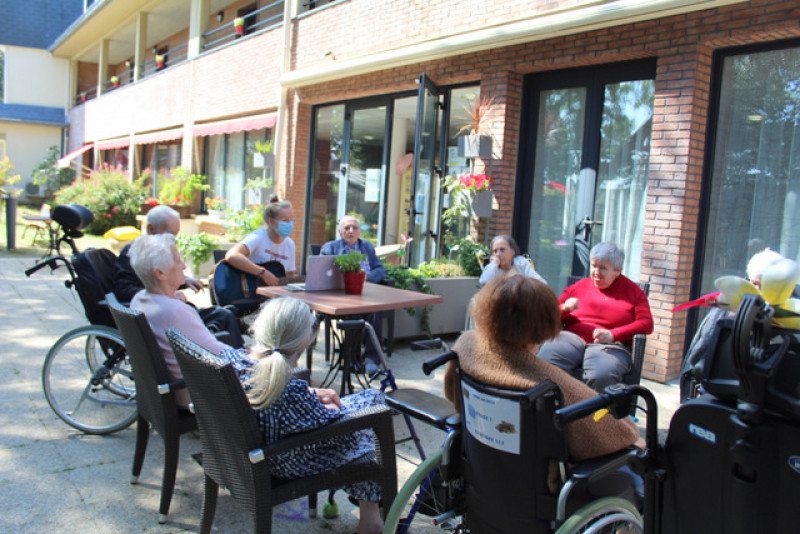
[0,253,679,533]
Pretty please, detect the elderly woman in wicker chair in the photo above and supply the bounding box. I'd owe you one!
[216,296,386,534]
[129,233,232,407]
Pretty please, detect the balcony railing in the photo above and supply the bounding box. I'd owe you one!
[73,2,284,107]
[203,1,284,51]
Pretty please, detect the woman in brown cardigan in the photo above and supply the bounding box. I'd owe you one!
[444,275,640,462]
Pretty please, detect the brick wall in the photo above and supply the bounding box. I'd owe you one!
[285,0,800,382]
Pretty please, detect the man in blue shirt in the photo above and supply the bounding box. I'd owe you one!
[321,215,387,374]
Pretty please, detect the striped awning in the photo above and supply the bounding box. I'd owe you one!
[95,137,130,150]
[134,127,184,145]
[56,143,93,169]
[193,112,277,137]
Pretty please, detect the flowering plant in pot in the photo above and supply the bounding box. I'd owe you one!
[155,54,165,69]
[233,17,245,35]
[333,251,367,295]
[157,167,210,218]
[442,172,494,222]
[110,75,119,88]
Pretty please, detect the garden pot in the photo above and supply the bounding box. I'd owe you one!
[173,205,193,219]
[235,24,244,35]
[140,203,158,215]
[470,190,494,218]
[457,134,492,158]
[343,271,366,295]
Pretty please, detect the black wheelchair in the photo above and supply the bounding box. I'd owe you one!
[25,204,138,434]
[383,292,800,532]
[557,292,800,533]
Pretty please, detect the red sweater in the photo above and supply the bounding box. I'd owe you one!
[560,276,653,345]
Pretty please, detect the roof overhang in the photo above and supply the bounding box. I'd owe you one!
[281,0,748,88]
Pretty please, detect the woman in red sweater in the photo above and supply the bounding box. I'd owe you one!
[538,242,653,392]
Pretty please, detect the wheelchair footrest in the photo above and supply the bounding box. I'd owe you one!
[386,388,457,430]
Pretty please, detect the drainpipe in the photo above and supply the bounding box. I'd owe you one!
[274,0,294,190]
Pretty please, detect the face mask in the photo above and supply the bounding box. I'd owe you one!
[276,220,294,238]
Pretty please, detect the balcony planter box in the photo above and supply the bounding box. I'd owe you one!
[393,277,480,339]
[457,134,491,158]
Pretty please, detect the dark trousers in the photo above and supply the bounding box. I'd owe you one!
[198,306,245,348]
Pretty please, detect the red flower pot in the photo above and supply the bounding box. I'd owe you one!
[343,271,366,295]
[234,24,244,35]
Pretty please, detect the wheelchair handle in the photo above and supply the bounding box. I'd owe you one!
[422,350,458,375]
[554,393,611,429]
[25,255,70,277]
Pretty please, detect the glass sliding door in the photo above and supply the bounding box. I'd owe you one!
[409,75,444,265]
[521,61,655,292]
[699,43,800,294]
[343,105,388,243]
[308,102,390,250]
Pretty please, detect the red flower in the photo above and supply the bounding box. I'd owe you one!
[111,206,119,213]
[458,172,493,191]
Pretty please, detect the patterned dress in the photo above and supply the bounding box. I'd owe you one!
[217,348,384,502]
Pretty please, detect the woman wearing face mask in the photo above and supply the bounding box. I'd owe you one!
[225,199,297,286]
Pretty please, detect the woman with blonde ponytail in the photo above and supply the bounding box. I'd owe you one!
[217,296,386,534]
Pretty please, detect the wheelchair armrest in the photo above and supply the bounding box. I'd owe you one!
[568,447,639,483]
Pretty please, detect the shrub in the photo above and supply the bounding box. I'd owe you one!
[416,260,465,278]
[454,238,488,277]
[224,206,263,241]
[54,163,147,235]
[32,146,75,194]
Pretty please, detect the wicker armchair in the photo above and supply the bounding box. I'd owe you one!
[105,293,198,524]
[166,328,398,533]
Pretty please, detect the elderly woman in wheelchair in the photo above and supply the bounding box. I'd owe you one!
[444,275,644,531]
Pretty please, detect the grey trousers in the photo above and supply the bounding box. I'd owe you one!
[537,331,631,392]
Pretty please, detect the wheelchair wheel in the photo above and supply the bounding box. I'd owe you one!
[42,325,137,435]
[383,448,465,533]
[555,496,643,534]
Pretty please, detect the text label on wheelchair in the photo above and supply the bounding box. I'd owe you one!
[688,423,716,444]
[461,383,521,454]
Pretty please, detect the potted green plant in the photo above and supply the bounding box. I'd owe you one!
[110,75,119,88]
[457,94,494,158]
[157,167,210,218]
[333,251,366,294]
[155,54,165,69]
[176,232,219,278]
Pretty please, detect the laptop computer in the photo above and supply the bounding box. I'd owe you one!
[287,255,345,291]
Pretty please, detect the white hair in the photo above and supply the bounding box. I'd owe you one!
[145,205,180,234]
[129,233,177,290]
[590,242,625,270]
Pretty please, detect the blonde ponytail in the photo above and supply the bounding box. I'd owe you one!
[245,297,315,409]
